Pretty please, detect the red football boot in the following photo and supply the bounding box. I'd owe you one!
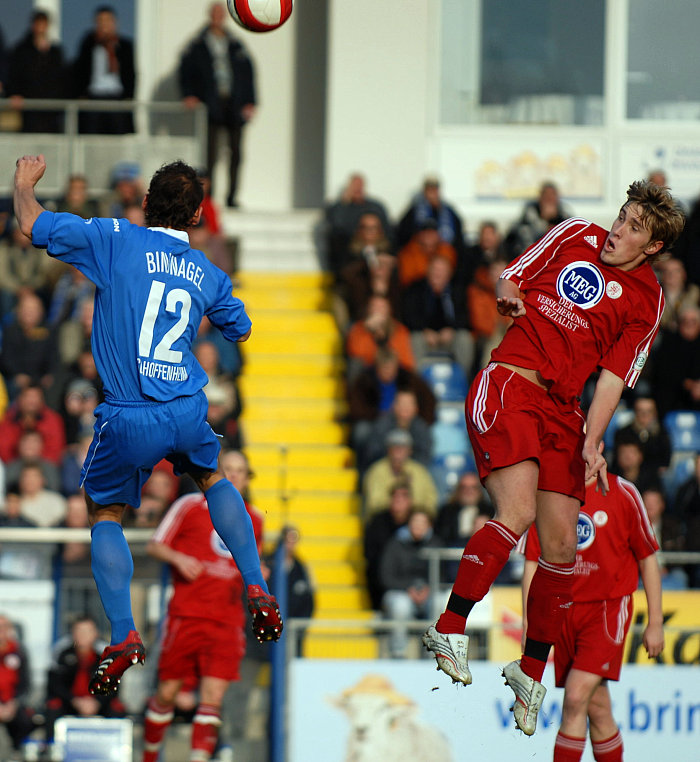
[247,585,283,643]
[89,630,146,696]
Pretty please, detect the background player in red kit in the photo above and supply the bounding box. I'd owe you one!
[522,474,664,761]
[423,181,684,735]
[141,450,263,762]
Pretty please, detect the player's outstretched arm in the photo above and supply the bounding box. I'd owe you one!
[14,154,47,237]
[146,539,204,582]
[583,369,625,493]
[638,553,665,659]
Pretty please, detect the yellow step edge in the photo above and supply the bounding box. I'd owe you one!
[244,444,355,469]
[243,424,348,447]
[248,312,337,333]
[244,334,342,354]
[239,272,332,289]
[248,467,356,492]
[237,290,331,311]
[240,377,345,398]
[242,355,345,377]
[263,515,362,539]
[242,399,347,422]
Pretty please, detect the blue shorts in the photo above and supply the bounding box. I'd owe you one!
[81,391,220,507]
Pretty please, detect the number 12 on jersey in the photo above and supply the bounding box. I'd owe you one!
[138,280,192,364]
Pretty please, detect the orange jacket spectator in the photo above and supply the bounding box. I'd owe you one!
[346,318,415,371]
[397,222,457,287]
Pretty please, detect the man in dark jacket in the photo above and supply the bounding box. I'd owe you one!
[0,614,34,753]
[73,6,136,134]
[45,616,125,741]
[7,10,67,133]
[179,2,256,207]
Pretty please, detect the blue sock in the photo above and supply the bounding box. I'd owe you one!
[90,520,136,644]
[205,479,268,592]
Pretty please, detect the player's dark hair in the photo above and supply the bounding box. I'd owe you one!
[625,180,686,260]
[144,161,203,230]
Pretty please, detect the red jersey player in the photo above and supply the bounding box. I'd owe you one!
[142,450,264,762]
[423,181,684,735]
[522,474,664,761]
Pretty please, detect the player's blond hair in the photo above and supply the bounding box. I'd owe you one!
[625,180,685,262]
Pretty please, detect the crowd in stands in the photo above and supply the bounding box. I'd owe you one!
[322,169,700,652]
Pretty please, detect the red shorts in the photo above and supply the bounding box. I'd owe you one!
[157,614,246,683]
[554,595,633,685]
[465,363,586,502]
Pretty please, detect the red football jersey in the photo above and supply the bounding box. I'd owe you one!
[152,493,264,622]
[524,474,659,601]
[493,218,664,404]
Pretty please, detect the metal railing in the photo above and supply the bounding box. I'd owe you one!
[0,98,207,196]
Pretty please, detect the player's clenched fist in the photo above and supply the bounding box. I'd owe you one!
[14,154,47,188]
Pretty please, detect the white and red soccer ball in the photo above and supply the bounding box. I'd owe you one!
[227,0,293,33]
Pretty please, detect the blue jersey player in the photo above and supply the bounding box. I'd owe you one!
[14,155,282,696]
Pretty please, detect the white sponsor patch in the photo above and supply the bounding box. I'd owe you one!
[633,351,648,371]
[593,510,608,527]
[606,280,622,299]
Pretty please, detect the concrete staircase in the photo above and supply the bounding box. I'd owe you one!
[236,268,379,658]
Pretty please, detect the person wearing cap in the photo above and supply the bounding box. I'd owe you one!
[397,175,467,255]
[396,217,458,288]
[362,428,438,518]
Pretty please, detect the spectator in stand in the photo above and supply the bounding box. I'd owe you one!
[17,462,67,527]
[53,175,100,220]
[611,433,661,494]
[7,9,67,133]
[179,2,256,207]
[123,203,145,227]
[334,213,399,331]
[45,616,125,741]
[641,486,687,589]
[0,492,35,528]
[468,254,511,372]
[362,429,438,518]
[379,508,442,657]
[0,385,66,466]
[505,181,573,259]
[675,454,700,587]
[396,218,458,289]
[0,290,58,399]
[47,266,94,327]
[62,350,104,405]
[657,257,700,333]
[0,614,35,754]
[434,471,492,548]
[100,161,144,219]
[346,294,415,379]
[142,465,180,507]
[196,341,243,449]
[348,347,436,472]
[190,168,232,274]
[58,299,94,368]
[195,316,243,378]
[363,389,433,469]
[60,379,98,448]
[61,435,93,497]
[651,304,700,415]
[396,176,467,258]
[612,396,671,478]
[363,479,414,610]
[325,174,393,278]
[54,493,91,570]
[73,5,136,134]
[458,220,507,290]
[401,254,474,375]
[4,429,61,494]
[674,191,700,287]
[0,460,5,507]
[0,218,54,320]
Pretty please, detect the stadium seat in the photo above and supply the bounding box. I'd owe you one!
[663,411,700,453]
[430,451,477,503]
[431,404,469,458]
[603,405,634,451]
[420,360,468,402]
[663,454,697,510]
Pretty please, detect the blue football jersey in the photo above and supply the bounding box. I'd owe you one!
[32,211,251,402]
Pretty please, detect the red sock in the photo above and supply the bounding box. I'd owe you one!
[554,731,586,761]
[142,696,174,762]
[437,520,519,633]
[191,703,221,761]
[520,558,574,682]
[592,730,623,761]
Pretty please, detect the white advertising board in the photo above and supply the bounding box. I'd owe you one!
[289,659,699,761]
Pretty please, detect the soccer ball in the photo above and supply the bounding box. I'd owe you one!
[227,0,293,33]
